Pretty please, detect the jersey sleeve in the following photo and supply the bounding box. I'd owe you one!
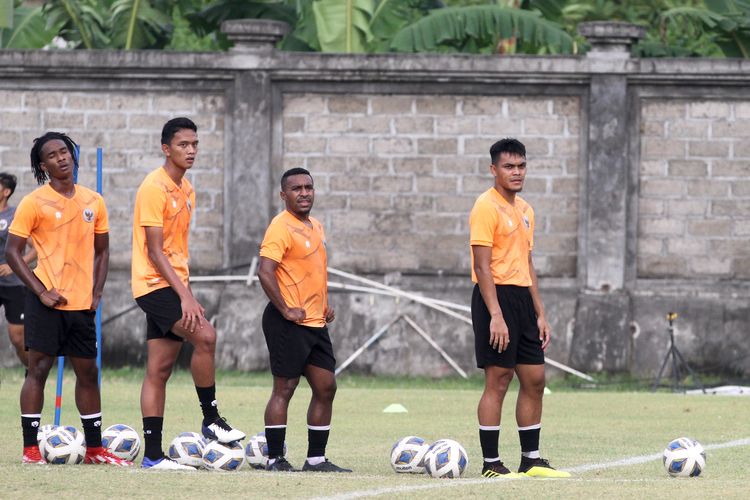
[259,220,291,263]
[95,194,109,234]
[8,196,37,239]
[469,199,497,247]
[136,183,166,227]
[527,205,535,250]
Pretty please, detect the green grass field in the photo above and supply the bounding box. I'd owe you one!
[0,368,748,499]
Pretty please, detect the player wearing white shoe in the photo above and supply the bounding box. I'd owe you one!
[132,118,244,470]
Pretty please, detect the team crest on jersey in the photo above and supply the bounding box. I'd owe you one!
[83,208,94,223]
[0,219,6,231]
[523,215,530,229]
[172,199,177,208]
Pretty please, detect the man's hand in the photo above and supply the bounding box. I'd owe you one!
[325,306,335,323]
[0,264,13,276]
[40,288,67,308]
[283,307,306,323]
[179,294,205,333]
[90,292,103,312]
[489,312,509,352]
[538,315,551,351]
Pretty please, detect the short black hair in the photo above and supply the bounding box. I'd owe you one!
[161,117,197,145]
[0,172,17,197]
[30,132,79,185]
[490,138,526,165]
[281,167,312,190]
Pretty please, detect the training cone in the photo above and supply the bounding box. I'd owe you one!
[382,404,408,413]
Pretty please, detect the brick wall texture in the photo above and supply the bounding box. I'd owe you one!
[0,90,225,270]
[639,99,750,279]
[281,93,581,277]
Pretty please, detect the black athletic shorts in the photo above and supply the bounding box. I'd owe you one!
[24,292,96,358]
[471,284,545,369]
[262,302,336,378]
[135,287,184,342]
[0,285,26,324]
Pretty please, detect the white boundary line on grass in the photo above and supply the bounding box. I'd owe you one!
[316,437,750,500]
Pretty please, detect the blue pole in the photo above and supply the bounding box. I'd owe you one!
[55,144,81,425]
[96,147,103,387]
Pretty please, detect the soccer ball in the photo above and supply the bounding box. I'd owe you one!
[390,436,429,474]
[41,426,86,464]
[101,424,141,461]
[202,440,245,471]
[423,439,469,478]
[168,432,207,468]
[244,432,287,470]
[663,437,706,477]
[37,424,58,446]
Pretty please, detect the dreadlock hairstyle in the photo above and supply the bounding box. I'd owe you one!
[29,132,79,185]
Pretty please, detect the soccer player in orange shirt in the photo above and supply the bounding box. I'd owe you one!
[132,117,244,470]
[6,132,130,466]
[257,168,351,473]
[469,138,570,478]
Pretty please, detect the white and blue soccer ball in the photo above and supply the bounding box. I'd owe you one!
[202,440,245,471]
[663,437,706,477]
[37,424,58,447]
[390,436,429,474]
[102,424,141,461]
[41,426,86,464]
[244,432,287,470]
[168,432,207,468]
[423,439,469,479]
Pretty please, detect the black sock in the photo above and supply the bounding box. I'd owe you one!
[21,414,41,447]
[195,385,219,425]
[80,413,103,448]
[479,426,500,462]
[265,426,286,459]
[519,424,541,458]
[307,425,330,458]
[143,416,164,460]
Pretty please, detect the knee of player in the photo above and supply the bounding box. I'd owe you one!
[274,379,299,399]
[194,328,216,352]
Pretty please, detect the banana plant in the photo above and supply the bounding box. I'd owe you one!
[390,4,575,53]
[0,0,62,48]
[109,0,171,49]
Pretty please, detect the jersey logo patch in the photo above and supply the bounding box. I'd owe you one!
[55,211,62,219]
[523,215,530,229]
[0,219,7,231]
[186,199,192,212]
[83,208,94,223]
[305,240,311,248]
[172,199,177,208]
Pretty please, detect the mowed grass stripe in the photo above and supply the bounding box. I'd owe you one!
[315,437,750,499]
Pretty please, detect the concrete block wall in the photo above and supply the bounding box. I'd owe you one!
[0,90,225,270]
[639,99,750,279]
[282,93,580,277]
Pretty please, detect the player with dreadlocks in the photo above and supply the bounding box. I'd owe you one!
[6,131,131,466]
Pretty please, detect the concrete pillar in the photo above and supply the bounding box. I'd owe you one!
[222,20,289,266]
[570,22,644,371]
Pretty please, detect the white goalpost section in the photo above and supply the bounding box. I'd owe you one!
[190,261,594,382]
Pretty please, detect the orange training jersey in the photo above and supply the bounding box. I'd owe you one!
[9,184,108,310]
[131,167,195,299]
[260,210,328,327]
[469,188,535,286]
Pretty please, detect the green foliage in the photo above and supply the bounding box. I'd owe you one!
[390,5,575,53]
[109,0,172,49]
[312,0,374,53]
[0,1,61,49]
[43,0,110,49]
